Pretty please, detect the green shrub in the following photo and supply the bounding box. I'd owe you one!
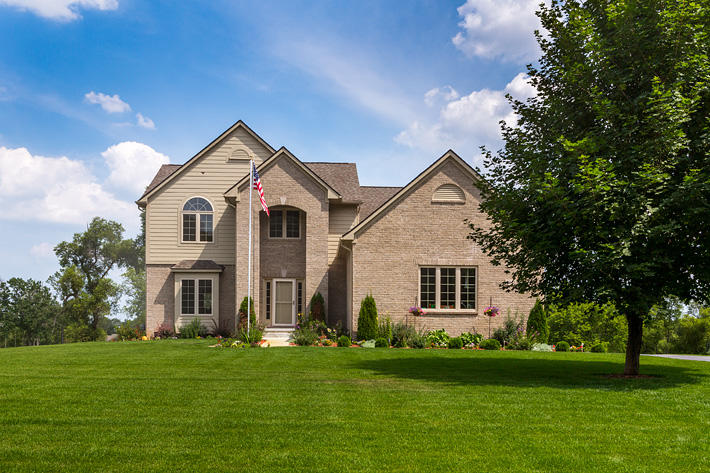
[292,326,319,346]
[64,323,106,343]
[309,292,326,322]
[238,296,256,328]
[590,341,609,353]
[154,323,175,339]
[673,316,710,354]
[480,338,501,350]
[492,311,524,345]
[356,294,378,340]
[460,331,483,347]
[116,321,142,341]
[337,335,351,347]
[238,323,264,345]
[375,337,389,348]
[377,316,392,343]
[507,333,534,350]
[447,337,463,349]
[547,302,626,352]
[526,299,549,343]
[391,322,416,348]
[409,333,427,349]
[180,319,207,339]
[427,328,450,348]
[556,341,570,352]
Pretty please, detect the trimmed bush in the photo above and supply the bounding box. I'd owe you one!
[590,341,609,353]
[238,296,257,328]
[309,292,326,321]
[556,341,570,352]
[447,337,463,349]
[337,335,351,347]
[375,337,389,348]
[356,294,378,341]
[480,338,501,350]
[526,299,549,343]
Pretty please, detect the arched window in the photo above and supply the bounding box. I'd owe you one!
[182,197,213,242]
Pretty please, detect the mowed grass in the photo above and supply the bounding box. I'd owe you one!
[0,342,708,472]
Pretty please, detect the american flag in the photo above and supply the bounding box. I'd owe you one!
[252,163,269,216]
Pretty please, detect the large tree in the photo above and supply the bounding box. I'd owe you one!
[52,217,136,339]
[469,0,710,374]
[0,278,60,347]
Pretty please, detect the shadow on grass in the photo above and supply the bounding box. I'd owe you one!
[353,354,707,391]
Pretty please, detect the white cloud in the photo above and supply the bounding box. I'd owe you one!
[424,86,460,107]
[136,112,155,130]
[84,91,131,113]
[102,141,169,194]
[30,242,54,259]
[452,0,543,63]
[0,0,118,21]
[0,146,138,232]
[395,73,536,162]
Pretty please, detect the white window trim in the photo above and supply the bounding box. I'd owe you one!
[174,273,219,330]
[268,209,302,240]
[418,266,477,314]
[180,196,215,244]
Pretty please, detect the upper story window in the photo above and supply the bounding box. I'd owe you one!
[269,209,301,239]
[182,197,213,242]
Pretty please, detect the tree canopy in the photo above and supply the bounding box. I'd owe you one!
[468,0,710,374]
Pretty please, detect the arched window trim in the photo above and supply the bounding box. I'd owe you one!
[227,144,254,162]
[181,196,214,243]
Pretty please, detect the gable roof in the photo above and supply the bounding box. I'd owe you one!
[359,186,401,219]
[224,147,341,200]
[136,120,275,205]
[304,162,362,203]
[342,150,483,240]
[143,164,182,196]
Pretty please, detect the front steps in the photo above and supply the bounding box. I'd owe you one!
[262,326,295,347]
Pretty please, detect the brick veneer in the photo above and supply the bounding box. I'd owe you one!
[350,159,534,337]
[236,156,330,327]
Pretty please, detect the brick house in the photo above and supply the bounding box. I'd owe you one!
[137,121,534,337]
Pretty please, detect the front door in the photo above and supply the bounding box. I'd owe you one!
[273,279,295,326]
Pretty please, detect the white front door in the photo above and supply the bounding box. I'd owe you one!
[273,279,295,326]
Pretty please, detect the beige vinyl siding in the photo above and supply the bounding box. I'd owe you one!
[328,204,358,263]
[146,127,271,265]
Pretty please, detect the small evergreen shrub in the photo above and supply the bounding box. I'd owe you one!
[556,341,570,352]
[480,338,501,350]
[590,341,609,353]
[356,294,378,340]
[309,292,326,321]
[447,337,463,349]
[238,296,257,328]
[375,337,389,348]
[526,299,549,343]
[337,335,351,347]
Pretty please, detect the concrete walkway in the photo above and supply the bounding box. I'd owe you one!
[643,354,710,362]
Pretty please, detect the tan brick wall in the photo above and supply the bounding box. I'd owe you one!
[350,158,534,337]
[146,264,235,336]
[236,156,330,326]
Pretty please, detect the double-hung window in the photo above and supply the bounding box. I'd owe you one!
[182,197,213,242]
[419,266,477,310]
[269,209,300,238]
[180,278,213,316]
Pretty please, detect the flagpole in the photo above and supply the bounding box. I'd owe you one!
[247,159,253,337]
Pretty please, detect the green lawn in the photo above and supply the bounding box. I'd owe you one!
[0,342,708,472]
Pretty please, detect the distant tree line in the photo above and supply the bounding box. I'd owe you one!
[0,213,146,347]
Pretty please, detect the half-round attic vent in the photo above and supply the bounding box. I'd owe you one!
[432,183,465,203]
[228,145,252,162]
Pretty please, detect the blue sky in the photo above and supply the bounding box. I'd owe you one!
[0,0,542,284]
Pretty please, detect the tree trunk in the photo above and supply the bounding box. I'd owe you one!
[624,314,644,375]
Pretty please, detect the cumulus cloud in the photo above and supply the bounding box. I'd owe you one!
[84,91,131,113]
[395,73,536,161]
[136,112,155,130]
[102,141,169,194]
[0,146,140,232]
[0,0,118,21]
[452,0,543,63]
[424,86,460,107]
